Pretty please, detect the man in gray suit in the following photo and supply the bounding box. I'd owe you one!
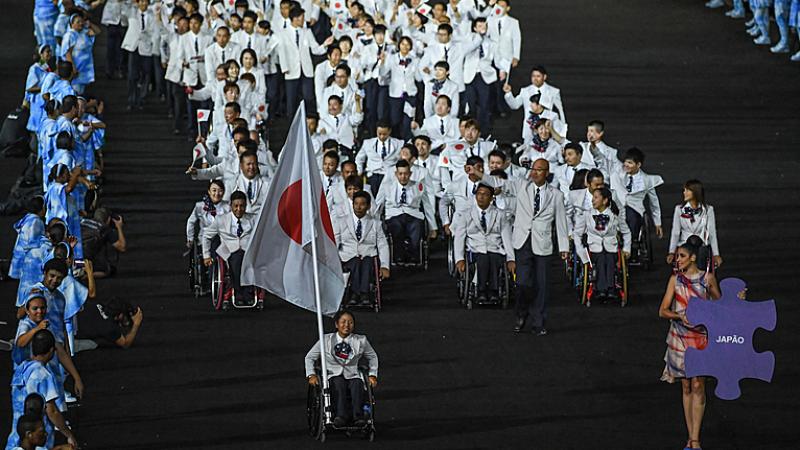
[305,310,379,427]
[510,159,569,335]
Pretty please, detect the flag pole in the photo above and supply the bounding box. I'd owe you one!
[301,101,333,425]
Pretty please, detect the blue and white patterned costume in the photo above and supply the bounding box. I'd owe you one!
[24,61,51,132]
[5,359,59,450]
[8,213,45,280]
[59,25,95,93]
[33,0,58,49]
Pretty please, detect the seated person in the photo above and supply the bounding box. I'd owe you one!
[202,191,256,305]
[333,191,390,306]
[185,180,230,248]
[75,297,143,350]
[374,160,437,264]
[304,310,379,428]
[439,155,485,237]
[80,207,127,278]
[452,182,516,303]
[573,187,631,302]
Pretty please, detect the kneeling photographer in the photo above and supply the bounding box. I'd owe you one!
[75,297,143,351]
[81,207,127,278]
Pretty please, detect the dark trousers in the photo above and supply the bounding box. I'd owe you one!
[514,237,551,328]
[285,75,316,119]
[387,214,423,261]
[105,24,124,76]
[362,79,380,135]
[366,173,384,197]
[625,206,643,242]
[465,77,493,135]
[227,249,253,298]
[152,56,166,97]
[168,81,186,132]
[344,256,375,295]
[330,375,364,420]
[388,95,415,141]
[377,85,390,122]
[265,72,281,119]
[495,70,511,114]
[475,251,505,294]
[187,92,210,137]
[127,51,153,108]
[591,250,617,294]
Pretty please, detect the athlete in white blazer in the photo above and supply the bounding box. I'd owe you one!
[503,66,566,123]
[509,159,569,335]
[452,183,515,302]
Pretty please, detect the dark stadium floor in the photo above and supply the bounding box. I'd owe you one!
[1,0,799,448]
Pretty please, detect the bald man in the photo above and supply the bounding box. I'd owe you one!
[507,158,569,335]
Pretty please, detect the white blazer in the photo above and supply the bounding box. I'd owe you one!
[668,203,720,255]
[121,6,159,56]
[201,211,256,260]
[573,207,631,263]
[609,169,664,226]
[304,332,379,380]
[452,203,515,261]
[277,26,328,79]
[333,214,390,269]
[510,180,569,256]
[374,179,437,226]
[505,82,566,123]
[414,114,460,149]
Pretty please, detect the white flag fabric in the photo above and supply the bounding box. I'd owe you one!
[196,109,211,122]
[241,102,344,316]
[191,143,206,162]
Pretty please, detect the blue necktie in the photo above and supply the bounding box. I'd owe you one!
[440,118,445,135]
[534,187,541,215]
[381,141,387,159]
[295,29,300,47]
[236,219,243,237]
[479,44,484,58]
[480,211,487,232]
[356,219,362,240]
[400,187,407,204]
[626,175,633,193]
[247,181,253,201]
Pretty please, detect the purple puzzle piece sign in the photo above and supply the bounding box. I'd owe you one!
[685,278,776,400]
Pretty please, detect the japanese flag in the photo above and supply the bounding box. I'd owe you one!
[192,143,206,162]
[196,109,211,122]
[256,102,267,117]
[417,3,431,16]
[494,6,503,16]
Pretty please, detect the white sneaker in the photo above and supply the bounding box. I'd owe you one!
[770,42,790,53]
[753,35,771,45]
[65,392,78,403]
[705,0,724,8]
[790,50,800,62]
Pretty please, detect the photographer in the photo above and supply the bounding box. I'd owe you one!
[80,207,126,278]
[74,298,142,351]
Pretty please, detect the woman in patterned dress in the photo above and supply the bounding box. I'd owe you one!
[659,239,721,450]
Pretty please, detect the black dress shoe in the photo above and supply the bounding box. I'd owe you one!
[347,293,360,306]
[476,293,488,304]
[333,416,347,427]
[489,294,500,304]
[513,316,526,333]
[533,327,548,336]
[360,296,372,306]
[353,416,367,427]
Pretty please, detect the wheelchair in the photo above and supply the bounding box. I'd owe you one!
[209,255,264,311]
[456,251,511,310]
[386,224,429,271]
[187,239,210,299]
[627,208,654,270]
[307,361,376,442]
[341,258,383,313]
[576,245,629,308]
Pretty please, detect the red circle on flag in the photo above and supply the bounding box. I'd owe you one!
[495,7,502,15]
[334,2,341,8]
[338,23,344,30]
[418,183,423,192]
[259,105,266,112]
[454,144,464,150]
[278,180,336,245]
[198,111,205,119]
[442,156,448,164]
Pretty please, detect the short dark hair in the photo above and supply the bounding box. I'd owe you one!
[588,120,605,132]
[586,168,605,185]
[564,142,583,155]
[395,159,411,169]
[623,147,645,164]
[488,149,507,162]
[323,150,340,164]
[26,196,44,214]
[531,65,547,76]
[402,143,419,159]
[230,191,247,203]
[289,7,305,19]
[466,155,484,167]
[436,94,452,108]
[43,258,67,276]
[344,174,363,189]
[434,60,450,71]
[61,95,78,114]
[239,149,259,162]
[322,139,339,150]
[31,329,55,356]
[16,414,43,442]
[413,135,431,145]
[225,101,242,114]
[376,120,392,130]
[352,190,371,206]
[333,309,354,323]
[438,23,453,35]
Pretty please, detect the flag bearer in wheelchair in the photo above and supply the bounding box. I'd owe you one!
[452,182,516,304]
[573,187,631,303]
[374,160,437,264]
[609,147,664,259]
[305,310,379,428]
[201,191,255,306]
[333,191,390,307]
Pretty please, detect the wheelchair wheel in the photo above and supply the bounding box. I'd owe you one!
[564,240,575,281]
[618,249,629,307]
[372,258,382,313]
[500,267,510,310]
[210,256,226,311]
[421,239,429,271]
[447,235,456,276]
[306,383,325,441]
[640,213,654,270]
[579,263,591,307]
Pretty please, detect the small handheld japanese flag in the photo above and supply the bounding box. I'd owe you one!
[417,3,431,16]
[196,109,210,122]
[256,102,267,118]
[192,143,206,163]
[331,1,346,13]
[494,6,503,16]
